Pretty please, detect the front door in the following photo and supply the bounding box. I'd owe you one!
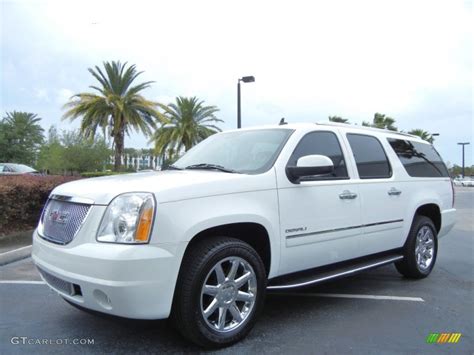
[277,130,362,275]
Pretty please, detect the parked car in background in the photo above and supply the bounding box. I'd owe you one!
[453,177,474,187]
[461,177,474,187]
[0,163,40,175]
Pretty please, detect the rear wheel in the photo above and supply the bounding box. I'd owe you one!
[395,215,438,279]
[171,237,266,348]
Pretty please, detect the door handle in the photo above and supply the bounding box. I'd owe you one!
[339,190,358,200]
[388,187,402,196]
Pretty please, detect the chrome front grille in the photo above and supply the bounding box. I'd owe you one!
[39,198,91,245]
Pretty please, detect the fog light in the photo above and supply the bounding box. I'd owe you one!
[93,289,112,310]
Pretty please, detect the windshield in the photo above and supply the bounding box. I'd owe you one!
[173,129,294,174]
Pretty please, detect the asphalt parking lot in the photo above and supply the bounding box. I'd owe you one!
[1,187,472,354]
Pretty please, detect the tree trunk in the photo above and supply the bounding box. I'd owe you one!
[114,130,124,171]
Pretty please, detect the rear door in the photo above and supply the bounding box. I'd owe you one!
[276,130,362,275]
[344,133,406,255]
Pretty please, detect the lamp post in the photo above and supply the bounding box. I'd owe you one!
[237,76,255,129]
[457,142,470,178]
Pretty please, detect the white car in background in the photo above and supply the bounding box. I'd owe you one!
[461,177,474,187]
[453,177,474,187]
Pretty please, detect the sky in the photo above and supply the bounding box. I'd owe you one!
[1,0,472,166]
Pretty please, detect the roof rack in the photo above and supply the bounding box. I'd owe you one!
[315,121,421,140]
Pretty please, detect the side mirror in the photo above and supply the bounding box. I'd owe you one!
[286,154,334,183]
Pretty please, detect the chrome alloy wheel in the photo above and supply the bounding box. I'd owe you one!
[415,226,435,270]
[200,256,257,332]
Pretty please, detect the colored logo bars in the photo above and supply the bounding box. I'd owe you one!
[426,333,462,344]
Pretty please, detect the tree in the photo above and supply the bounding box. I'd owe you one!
[37,126,64,173]
[328,116,349,124]
[63,61,164,171]
[151,96,223,160]
[450,164,473,178]
[362,112,397,131]
[61,131,110,174]
[37,127,111,175]
[408,129,435,143]
[0,111,45,165]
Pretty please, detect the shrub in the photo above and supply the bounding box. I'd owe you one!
[81,171,128,178]
[0,175,80,236]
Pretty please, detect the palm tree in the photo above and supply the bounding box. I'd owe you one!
[63,61,164,171]
[0,111,44,164]
[151,96,223,160]
[362,113,397,131]
[408,129,434,143]
[328,116,349,124]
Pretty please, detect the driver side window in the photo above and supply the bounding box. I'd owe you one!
[288,131,349,180]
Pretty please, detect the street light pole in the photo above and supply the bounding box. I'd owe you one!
[237,76,255,129]
[237,80,241,129]
[457,142,470,178]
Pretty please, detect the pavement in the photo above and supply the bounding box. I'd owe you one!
[0,230,34,266]
[0,187,472,354]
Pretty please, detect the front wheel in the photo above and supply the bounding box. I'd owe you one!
[395,215,438,279]
[171,237,267,348]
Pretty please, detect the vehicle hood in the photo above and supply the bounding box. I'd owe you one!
[50,170,274,205]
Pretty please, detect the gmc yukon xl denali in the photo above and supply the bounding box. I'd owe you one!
[32,123,456,347]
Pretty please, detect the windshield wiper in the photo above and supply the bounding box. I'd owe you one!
[165,164,183,170]
[184,163,238,173]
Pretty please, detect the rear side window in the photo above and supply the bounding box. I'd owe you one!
[387,139,449,177]
[288,131,349,180]
[347,134,391,179]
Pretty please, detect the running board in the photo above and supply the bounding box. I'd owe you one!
[267,253,403,290]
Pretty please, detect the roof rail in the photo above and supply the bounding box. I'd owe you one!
[315,121,421,140]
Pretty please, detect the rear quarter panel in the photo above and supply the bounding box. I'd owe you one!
[381,134,454,241]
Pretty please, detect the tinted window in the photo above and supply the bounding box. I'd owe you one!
[387,139,449,177]
[288,131,348,180]
[347,134,391,179]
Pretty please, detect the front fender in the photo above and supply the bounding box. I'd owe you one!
[154,190,281,278]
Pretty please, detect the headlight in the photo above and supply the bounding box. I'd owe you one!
[97,193,155,244]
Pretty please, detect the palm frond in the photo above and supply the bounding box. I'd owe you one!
[62,61,163,170]
[150,96,222,154]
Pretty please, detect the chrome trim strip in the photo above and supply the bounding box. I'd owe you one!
[267,255,404,290]
[49,194,95,205]
[286,219,404,239]
[364,219,404,228]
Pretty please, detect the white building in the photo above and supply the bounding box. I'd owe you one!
[109,152,164,171]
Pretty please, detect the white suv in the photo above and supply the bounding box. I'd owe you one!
[32,123,456,347]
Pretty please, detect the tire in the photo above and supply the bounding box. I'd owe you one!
[171,237,267,348]
[395,215,438,279]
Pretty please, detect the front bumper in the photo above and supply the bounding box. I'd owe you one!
[32,230,186,319]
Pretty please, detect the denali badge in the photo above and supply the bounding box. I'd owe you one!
[285,227,307,234]
[48,210,70,224]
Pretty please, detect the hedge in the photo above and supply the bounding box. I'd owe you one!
[81,171,127,178]
[0,175,80,236]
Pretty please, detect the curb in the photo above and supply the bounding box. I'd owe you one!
[0,245,32,266]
